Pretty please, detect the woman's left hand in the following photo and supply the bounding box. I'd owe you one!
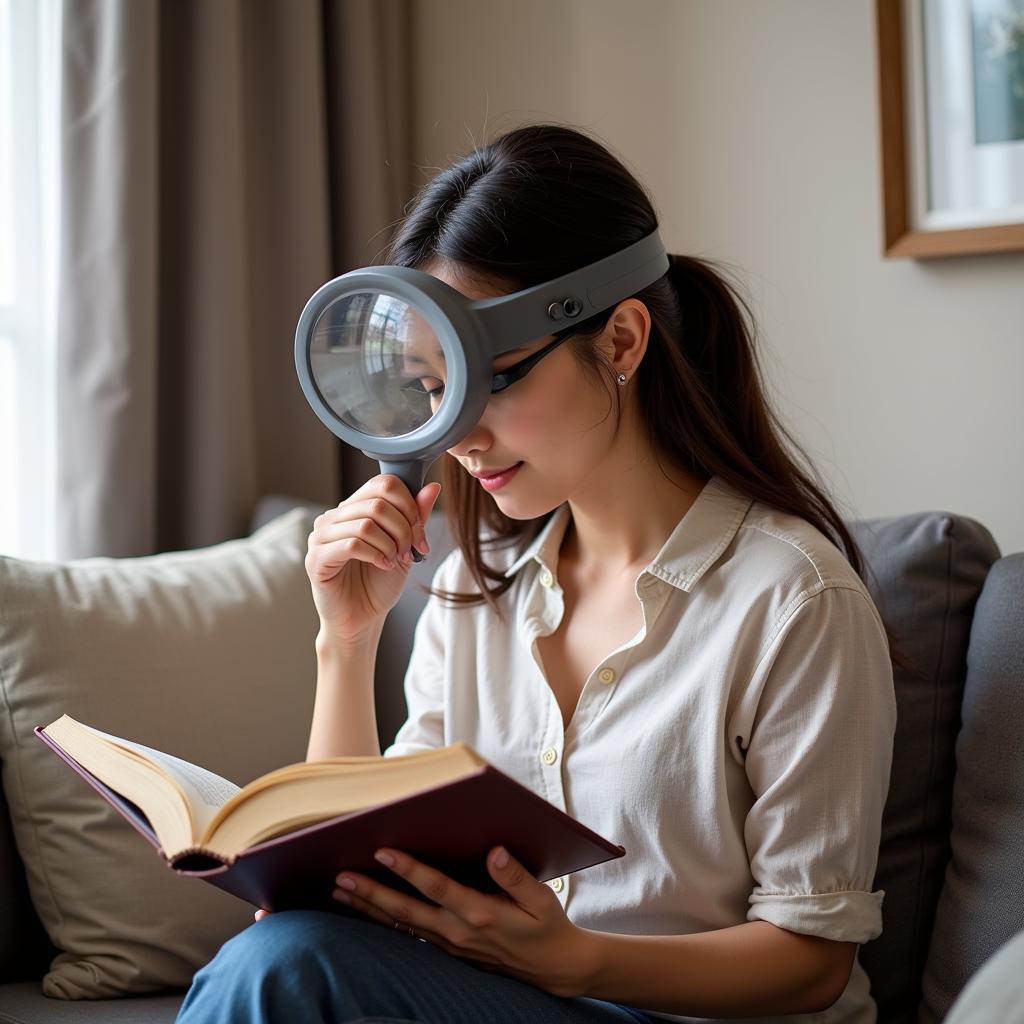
[333,845,596,998]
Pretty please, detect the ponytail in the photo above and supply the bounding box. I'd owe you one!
[643,253,865,579]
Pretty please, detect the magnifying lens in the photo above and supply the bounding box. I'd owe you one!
[294,228,669,560]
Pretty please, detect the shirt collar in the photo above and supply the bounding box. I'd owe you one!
[503,503,572,579]
[645,475,754,592]
[502,475,753,592]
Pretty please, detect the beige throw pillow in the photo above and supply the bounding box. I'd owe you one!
[0,508,319,998]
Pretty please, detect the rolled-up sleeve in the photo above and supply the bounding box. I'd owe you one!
[741,585,897,943]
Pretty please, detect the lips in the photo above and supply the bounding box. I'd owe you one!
[470,461,524,492]
[469,463,520,479]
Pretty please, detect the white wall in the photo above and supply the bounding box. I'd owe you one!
[409,0,1024,554]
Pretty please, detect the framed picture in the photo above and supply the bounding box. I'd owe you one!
[876,0,1024,257]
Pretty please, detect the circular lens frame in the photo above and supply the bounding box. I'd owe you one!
[295,267,492,464]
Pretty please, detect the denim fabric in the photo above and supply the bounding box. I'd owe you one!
[175,910,659,1024]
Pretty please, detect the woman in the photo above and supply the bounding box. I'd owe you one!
[176,123,896,1024]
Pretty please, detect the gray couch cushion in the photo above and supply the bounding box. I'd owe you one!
[849,513,1001,1023]
[0,981,183,1023]
[920,554,1024,1022]
[943,926,1024,1024]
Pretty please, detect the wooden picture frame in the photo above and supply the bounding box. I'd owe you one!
[876,0,1024,258]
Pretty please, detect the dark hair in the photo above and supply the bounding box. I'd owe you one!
[383,122,910,668]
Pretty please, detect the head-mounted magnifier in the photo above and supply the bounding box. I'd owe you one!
[294,228,668,558]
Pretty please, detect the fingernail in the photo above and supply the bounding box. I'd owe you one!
[494,846,509,868]
[338,877,356,890]
[333,889,351,904]
[419,535,431,554]
[374,851,395,867]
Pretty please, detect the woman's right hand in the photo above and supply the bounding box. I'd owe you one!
[305,475,442,646]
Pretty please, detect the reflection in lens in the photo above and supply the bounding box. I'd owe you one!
[308,291,447,438]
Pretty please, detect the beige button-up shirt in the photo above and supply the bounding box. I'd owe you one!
[384,476,897,1023]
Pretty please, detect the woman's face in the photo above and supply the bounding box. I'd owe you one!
[422,264,624,521]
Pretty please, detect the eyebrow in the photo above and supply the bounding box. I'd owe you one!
[402,350,444,370]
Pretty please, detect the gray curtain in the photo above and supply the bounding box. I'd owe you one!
[57,0,410,558]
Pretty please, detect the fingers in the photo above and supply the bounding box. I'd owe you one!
[333,875,463,953]
[305,533,398,579]
[416,481,442,519]
[340,849,494,929]
[330,850,562,975]
[313,510,406,568]
[414,483,442,554]
[312,476,431,563]
[486,846,555,915]
[350,474,436,553]
[348,475,423,539]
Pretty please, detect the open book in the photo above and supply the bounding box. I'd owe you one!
[37,714,625,911]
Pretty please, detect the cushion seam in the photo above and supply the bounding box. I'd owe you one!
[0,507,305,573]
[915,518,955,975]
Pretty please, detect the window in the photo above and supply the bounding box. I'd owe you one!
[0,0,60,558]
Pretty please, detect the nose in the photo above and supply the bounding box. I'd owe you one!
[446,414,493,461]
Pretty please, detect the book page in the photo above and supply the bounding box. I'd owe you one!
[92,727,241,838]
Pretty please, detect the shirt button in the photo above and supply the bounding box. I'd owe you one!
[539,568,554,588]
[541,747,558,765]
[549,877,565,893]
[598,667,616,684]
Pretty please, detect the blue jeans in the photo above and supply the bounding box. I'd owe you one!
[175,910,660,1024]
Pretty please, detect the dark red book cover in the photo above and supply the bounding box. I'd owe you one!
[35,726,625,912]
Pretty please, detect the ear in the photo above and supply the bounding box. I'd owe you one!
[604,299,651,383]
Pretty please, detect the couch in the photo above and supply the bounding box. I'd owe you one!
[1,498,1021,1023]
